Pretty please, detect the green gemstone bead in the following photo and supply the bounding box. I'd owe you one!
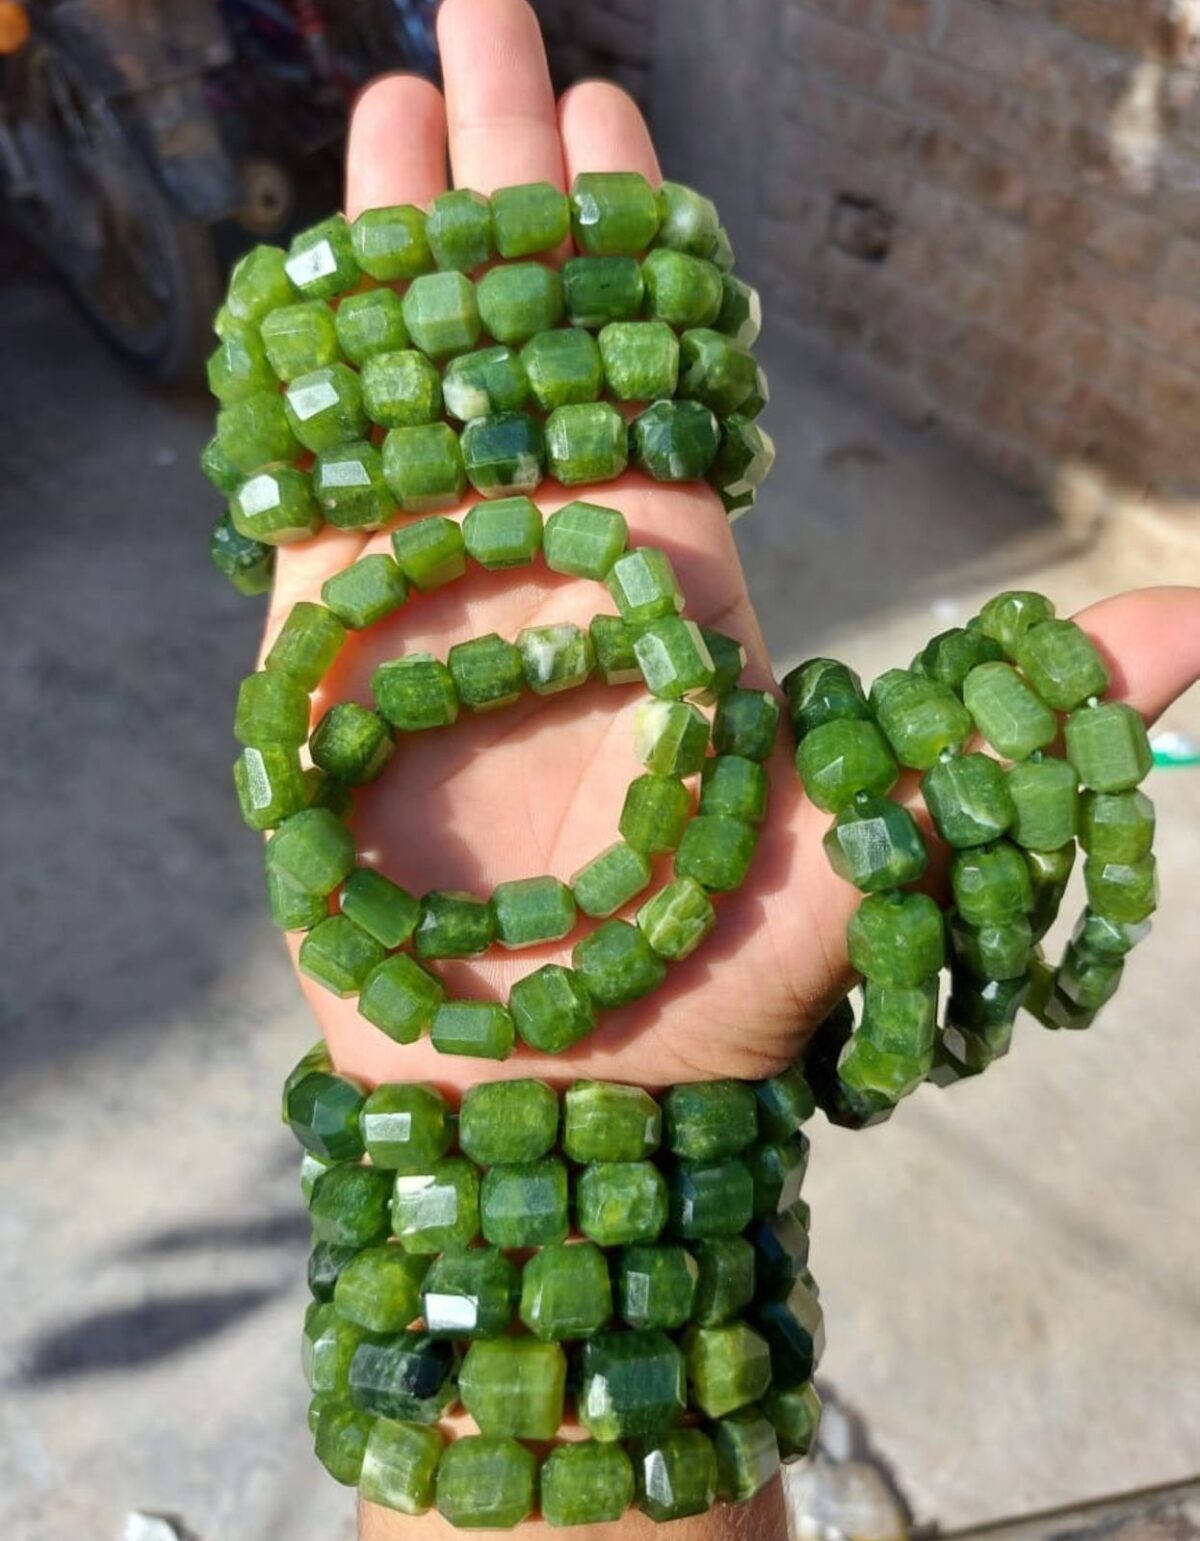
[313,442,397,531]
[686,1320,772,1418]
[667,1159,754,1239]
[577,1160,670,1246]
[309,1164,393,1247]
[634,618,715,700]
[1026,842,1077,940]
[847,890,945,985]
[562,254,645,327]
[490,180,570,258]
[574,919,668,1007]
[713,1410,780,1501]
[335,1246,429,1333]
[764,1382,821,1461]
[314,1403,374,1486]
[509,963,596,1053]
[635,1429,717,1522]
[517,622,594,694]
[361,350,441,428]
[642,249,723,328]
[915,626,1004,691]
[234,744,308,830]
[284,364,368,453]
[618,775,691,856]
[979,590,1056,655]
[796,718,898,813]
[481,1158,569,1247]
[520,1241,614,1340]
[305,768,354,820]
[299,914,387,996]
[591,614,642,684]
[637,876,715,961]
[545,401,628,484]
[1072,907,1151,959]
[714,274,762,347]
[359,1420,445,1516]
[1058,942,1124,1010]
[267,864,326,930]
[631,398,722,481]
[210,512,274,594]
[285,1038,333,1104]
[391,1159,479,1253]
[303,1300,369,1395]
[372,655,459,731]
[285,1068,366,1161]
[1007,756,1079,850]
[871,669,973,769]
[230,465,320,545]
[359,954,446,1043]
[1080,789,1155,861]
[401,271,481,359]
[460,1078,558,1164]
[207,329,274,402]
[656,181,720,257]
[442,345,529,420]
[572,171,660,255]
[431,1000,516,1060]
[460,411,546,498]
[745,1138,809,1220]
[421,1247,519,1338]
[310,703,393,785]
[477,261,564,345]
[491,876,576,949]
[951,841,1034,924]
[360,1084,452,1176]
[922,750,1015,848]
[459,1338,566,1439]
[599,320,680,401]
[578,1329,687,1441]
[618,1245,698,1330]
[635,701,710,778]
[448,632,525,712]
[285,214,359,298]
[665,1082,759,1161]
[754,1280,826,1386]
[391,514,467,590]
[951,915,1033,981]
[710,415,775,518]
[678,328,761,417]
[436,1436,536,1529]
[543,500,628,579]
[782,657,869,739]
[426,188,493,272]
[308,1239,356,1301]
[944,969,1028,1038]
[415,890,495,959]
[225,244,297,324]
[1085,852,1158,923]
[607,547,684,625]
[1015,619,1110,711]
[349,1331,458,1422]
[824,795,928,893]
[571,841,653,921]
[351,204,433,281]
[698,640,746,703]
[693,1235,758,1325]
[382,424,467,513]
[340,868,420,948]
[259,300,339,381]
[268,808,356,895]
[541,1442,635,1527]
[521,327,603,410]
[334,289,408,366]
[463,495,542,569]
[963,661,1058,760]
[675,813,758,893]
[710,689,780,763]
[750,1216,805,1302]
[266,602,345,690]
[754,1070,816,1142]
[859,977,938,1058]
[563,1081,662,1163]
[1065,701,1153,792]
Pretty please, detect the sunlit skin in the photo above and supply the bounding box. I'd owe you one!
[262,1,1200,1534]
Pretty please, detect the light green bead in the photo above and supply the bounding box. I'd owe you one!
[700,755,768,824]
[599,320,680,401]
[401,271,481,359]
[578,1329,687,1442]
[477,261,564,345]
[463,495,542,568]
[207,329,274,401]
[284,364,368,453]
[436,1437,536,1530]
[362,350,441,428]
[521,327,602,410]
[545,401,628,484]
[964,661,1058,760]
[664,1081,758,1161]
[1007,756,1078,850]
[635,701,710,778]
[459,1338,566,1439]
[562,254,645,327]
[303,1299,367,1395]
[334,1246,429,1333]
[978,590,1056,655]
[285,214,359,298]
[1072,907,1151,959]
[321,554,408,629]
[921,751,1014,848]
[1080,789,1155,861]
[508,964,596,1053]
[490,179,570,257]
[634,618,715,700]
[796,718,897,812]
[1065,701,1153,791]
[637,877,715,960]
[571,171,661,255]
[460,410,545,497]
[448,632,525,711]
[763,1382,822,1461]
[1084,853,1158,923]
[493,876,577,948]
[308,1164,392,1247]
[426,188,494,271]
[824,795,928,893]
[202,439,244,495]
[607,547,684,626]
[620,774,691,854]
[382,423,467,512]
[234,745,308,830]
[564,1081,662,1163]
[618,1244,698,1330]
[1058,941,1124,1010]
[359,1420,445,1516]
[235,668,309,747]
[310,702,393,784]
[517,622,594,693]
[460,1078,558,1164]
[442,345,529,420]
[391,515,467,590]
[519,1241,613,1341]
[298,914,387,995]
[361,1082,453,1171]
[313,442,396,531]
[686,1321,772,1419]
[266,601,345,689]
[634,1429,717,1522]
[268,808,355,895]
[1014,618,1110,710]
[846,889,945,985]
[430,1000,516,1060]
[218,385,301,470]
[260,300,340,380]
[225,243,297,324]
[871,668,972,769]
[631,399,721,481]
[675,813,758,893]
[351,203,433,281]
[415,889,494,959]
[678,328,760,417]
[230,465,321,545]
[334,288,408,365]
[358,954,445,1043]
[642,249,723,328]
[544,500,628,580]
[859,977,939,1056]
[314,1404,374,1486]
[540,1442,635,1528]
[480,1158,570,1247]
[574,920,668,1008]
[655,181,720,257]
[591,614,642,684]
[951,841,1034,924]
[391,1159,479,1253]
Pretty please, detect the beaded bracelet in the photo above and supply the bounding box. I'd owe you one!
[203,175,773,597]
[285,1051,820,1524]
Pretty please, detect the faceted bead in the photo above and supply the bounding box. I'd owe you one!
[635,701,710,778]
[846,890,945,985]
[480,1158,569,1247]
[607,546,684,625]
[349,1331,459,1423]
[838,1031,927,1111]
[618,1245,698,1330]
[951,841,1034,924]
[359,954,446,1043]
[710,414,775,518]
[309,1164,393,1247]
[1065,701,1153,792]
[459,1078,558,1164]
[572,841,653,921]
[266,602,345,690]
[922,751,1015,848]
[522,327,602,410]
[426,188,494,272]
[362,350,441,428]
[1036,981,1098,1033]
[340,868,420,948]
[1080,789,1155,861]
[311,703,393,785]
[631,399,722,481]
[285,215,359,299]
[314,1404,374,1486]
[267,864,326,930]
[637,877,715,960]
[299,915,388,996]
[664,1081,759,1161]
[391,1159,479,1253]
[859,977,938,1057]
[509,964,596,1053]
[750,1214,807,1302]
[764,1382,822,1461]
[577,1160,669,1246]
[305,768,353,820]
[693,1236,756,1325]
[620,774,691,854]
[571,172,660,255]
[284,364,368,453]
[712,689,781,762]
[372,654,459,731]
[714,274,762,347]
[459,1338,566,1439]
[685,1322,772,1419]
[493,877,577,949]
[308,1239,356,1301]
[351,203,434,281]
[796,718,898,812]
[979,590,1056,655]
[745,1138,809,1220]
[754,1069,816,1141]
[519,1241,613,1340]
[540,1442,635,1528]
[574,919,668,1007]
[362,1083,453,1171]
[823,795,928,893]
[285,1038,333,1105]
[448,633,525,712]
[591,614,642,684]
[518,622,593,694]
[963,662,1058,760]
[382,423,467,513]
[260,300,340,381]
[476,261,564,346]
[754,1280,826,1386]
[234,744,308,830]
[1072,907,1151,959]
[678,328,760,417]
[578,1329,687,1441]
[463,495,542,568]
[667,1159,755,1239]
[945,969,1028,1036]
[782,657,870,739]
[563,1081,662,1163]
[207,329,274,402]
[359,1420,445,1516]
[460,411,545,498]
[285,1068,366,1161]
[1085,853,1158,923]
[713,1409,780,1502]
[231,465,320,545]
[210,512,273,595]
[871,669,972,769]
[268,809,356,896]
[544,500,628,579]
[436,1436,536,1529]
[642,250,723,328]
[1057,942,1123,1011]
[415,890,495,959]
[421,1247,518,1338]
[655,181,720,257]
[1015,619,1110,711]
[401,271,481,359]
[313,442,397,531]
[545,401,628,484]
[915,626,1004,691]
[335,1246,429,1333]
[225,244,297,325]
[431,1000,516,1060]
[442,345,529,420]
[599,320,680,401]
[1007,756,1079,850]
[1026,842,1077,940]
[334,289,408,366]
[303,1300,368,1395]
[675,813,758,892]
[634,618,715,700]
[490,180,570,258]
[563,254,645,327]
[635,1429,717,1522]
[390,515,467,591]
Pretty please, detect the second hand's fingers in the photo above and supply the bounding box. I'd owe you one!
[344,72,448,220]
[558,79,661,184]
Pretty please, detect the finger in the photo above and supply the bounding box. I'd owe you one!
[438,0,564,193]
[344,72,448,220]
[1074,586,1200,723]
[558,79,661,184]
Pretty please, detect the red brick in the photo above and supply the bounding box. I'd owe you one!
[1051,0,1198,62]
[782,8,889,88]
[910,126,1028,216]
[877,0,934,39]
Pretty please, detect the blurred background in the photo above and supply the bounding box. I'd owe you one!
[1,2,1198,1540]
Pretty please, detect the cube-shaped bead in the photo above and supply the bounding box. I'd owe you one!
[225,244,297,324]
[321,554,409,629]
[545,401,628,484]
[922,751,1015,848]
[415,889,495,959]
[519,1241,613,1340]
[915,626,1004,691]
[420,1247,519,1338]
[260,300,340,381]
[607,547,684,625]
[763,1382,822,1462]
[1080,788,1155,861]
[950,916,1033,981]
[1065,701,1153,792]
[362,350,441,428]
[310,703,393,784]
[463,495,542,568]
[871,669,973,769]
[713,1410,781,1502]
[382,424,467,512]
[823,796,928,893]
[685,1321,772,1418]
[618,1245,699,1330]
[544,501,628,580]
[334,1246,429,1333]
[642,249,723,328]
[230,464,320,544]
[447,632,525,712]
[754,1281,826,1387]
[305,768,353,819]
[362,1082,453,1171]
[1072,907,1151,960]
[340,868,420,948]
[349,1331,458,1423]
[314,1404,373,1486]
[665,1081,759,1161]
[285,215,360,299]
[442,345,529,420]
[796,718,897,813]
[267,864,326,934]
[426,188,493,271]
[1058,942,1124,1010]
[477,261,564,345]
[540,1442,635,1528]
[518,622,593,694]
[846,889,945,985]
[460,410,545,497]
[313,442,396,531]
[951,841,1034,924]
[714,274,762,347]
[303,1301,365,1394]
[266,602,345,690]
[481,1158,569,1247]
[390,515,467,591]
[667,1159,754,1239]
[635,1429,717,1522]
[436,1437,536,1529]
[712,689,781,762]
[359,1420,445,1517]
[460,1078,558,1164]
[351,203,433,281]
[459,1338,566,1439]
[492,876,577,949]
[631,399,721,481]
[268,809,356,895]
[234,744,308,830]
[401,271,481,359]
[678,329,759,416]
[637,876,716,961]
[782,657,870,739]
[1007,756,1079,850]
[571,172,661,255]
[572,841,653,919]
[210,512,274,594]
[562,254,645,327]
[635,618,715,700]
[694,1236,756,1325]
[359,954,446,1043]
[578,1329,687,1441]
[577,1160,670,1246]
[490,180,570,258]
[859,977,939,1058]
[299,915,387,996]
[308,1164,393,1247]
[334,288,408,366]
[564,1081,662,1163]
[701,755,768,823]
[675,813,758,893]
[710,416,774,520]
[599,320,680,401]
[285,1068,366,1161]
[207,329,275,401]
[1014,619,1110,710]
[391,1159,479,1253]
[655,180,720,257]
[509,963,596,1053]
[1085,852,1158,923]
[591,614,642,683]
[284,365,368,453]
[574,919,668,1007]
[979,590,1056,655]
[963,662,1058,761]
[372,655,459,731]
[431,1000,516,1060]
[635,701,710,778]
[521,327,602,410]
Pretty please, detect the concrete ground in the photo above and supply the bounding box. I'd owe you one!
[1,253,1197,1541]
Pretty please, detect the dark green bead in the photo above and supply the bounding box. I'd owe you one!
[321,554,409,630]
[709,414,774,519]
[426,188,493,271]
[655,181,720,258]
[225,244,297,324]
[685,1321,771,1418]
[309,1164,393,1248]
[267,864,326,930]
[431,1000,516,1060]
[299,914,387,996]
[631,399,721,481]
[693,1236,756,1325]
[415,890,494,959]
[643,250,723,328]
[334,1246,429,1333]
[951,841,1034,924]
[797,718,898,812]
[401,271,481,359]
[310,703,393,785]
[754,1279,825,1385]
[667,1159,754,1239]
[701,755,768,824]
[313,443,397,531]
[210,513,274,595]
[763,1382,821,1461]
[859,977,938,1057]
[753,1069,816,1141]
[442,345,529,420]
[563,1081,662,1163]
[922,751,1015,847]
[436,1436,536,1529]
[1065,701,1153,792]
[545,401,628,484]
[599,320,679,401]
[359,954,446,1043]
[285,1068,366,1161]
[562,254,645,327]
[459,1338,566,1438]
[334,289,408,366]
[714,274,762,347]
[390,1159,479,1253]
[963,662,1058,761]
[676,814,758,892]
[634,1429,717,1522]
[1085,852,1158,923]
[372,654,458,731]
[304,767,354,821]
[578,1329,687,1441]
[574,919,668,1007]
[459,1078,558,1164]
[945,969,1028,1036]
[308,1239,357,1302]
[268,808,356,896]
[285,214,360,299]
[463,495,542,568]
[950,915,1033,981]
[1007,756,1079,850]
[824,796,928,892]
[448,632,525,711]
[571,172,660,255]
[518,622,594,693]
[519,1241,613,1340]
[349,1331,459,1423]
[782,657,869,739]
[421,1247,519,1338]
[359,1420,445,1516]
[1080,789,1155,861]
[340,868,420,949]
[634,617,715,700]
[637,877,715,960]
[751,1215,808,1302]
[362,350,441,429]
[361,1083,453,1171]
[745,1138,809,1221]
[522,327,602,410]
[847,889,945,985]
[314,1403,374,1486]
[871,669,972,769]
[713,1409,780,1501]
[978,590,1056,655]
[284,1038,333,1106]
[664,1081,759,1161]
[678,329,761,417]
[1015,619,1110,710]
[591,614,642,684]
[460,411,546,498]
[618,1245,698,1330]
[477,261,563,345]
[577,1160,669,1246]
[1072,907,1150,959]
[351,204,434,281]
[915,626,1004,691]
[491,180,570,257]
[620,774,691,854]
[713,689,782,762]
[509,964,597,1053]
[234,744,308,830]
[1058,942,1123,1011]
[481,1158,569,1247]
[540,1442,635,1527]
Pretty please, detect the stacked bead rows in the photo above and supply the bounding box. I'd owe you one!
[234,497,780,1057]
[204,174,772,598]
[288,1049,820,1526]
[782,590,1157,1128]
